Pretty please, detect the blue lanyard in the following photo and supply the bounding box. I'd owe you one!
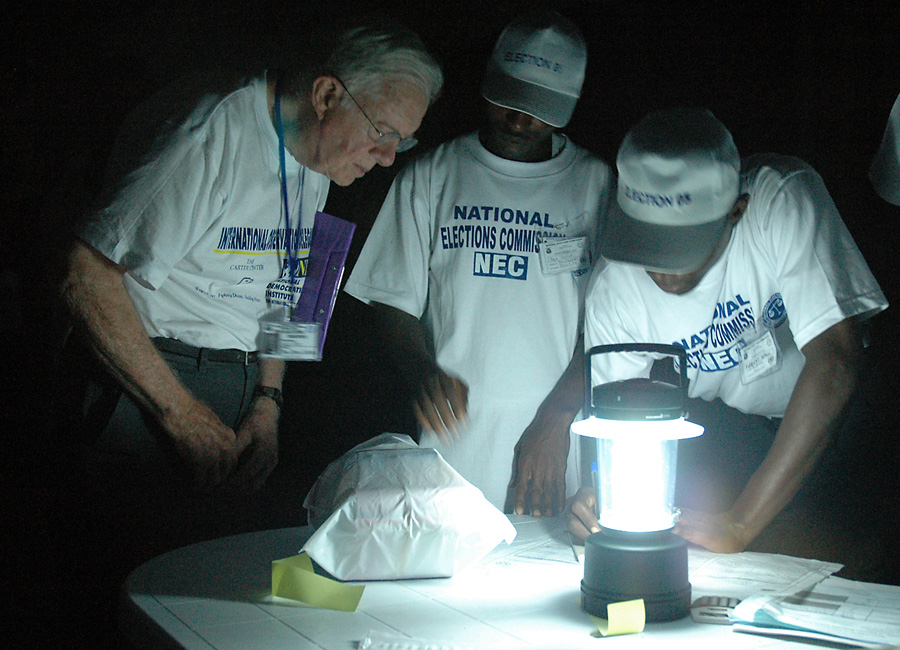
[273,83,306,303]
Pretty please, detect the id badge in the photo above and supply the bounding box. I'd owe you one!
[538,236,591,275]
[260,319,322,361]
[740,330,781,384]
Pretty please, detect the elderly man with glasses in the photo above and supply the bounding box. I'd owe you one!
[59,20,442,496]
[345,10,613,516]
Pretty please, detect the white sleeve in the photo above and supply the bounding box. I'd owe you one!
[81,121,228,291]
[344,160,435,318]
[584,268,655,388]
[748,160,887,350]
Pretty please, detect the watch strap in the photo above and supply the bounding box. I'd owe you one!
[252,385,283,409]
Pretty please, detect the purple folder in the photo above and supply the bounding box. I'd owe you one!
[292,211,356,357]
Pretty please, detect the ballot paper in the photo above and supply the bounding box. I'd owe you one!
[731,575,900,648]
[687,548,842,601]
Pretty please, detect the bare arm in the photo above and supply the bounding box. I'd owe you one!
[674,319,862,552]
[511,338,585,517]
[61,238,245,487]
[370,301,468,442]
[227,357,285,490]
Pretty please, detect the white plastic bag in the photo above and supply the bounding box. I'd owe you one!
[301,433,516,580]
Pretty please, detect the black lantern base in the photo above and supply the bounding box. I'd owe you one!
[581,527,690,622]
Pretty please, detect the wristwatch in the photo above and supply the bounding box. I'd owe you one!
[252,385,283,410]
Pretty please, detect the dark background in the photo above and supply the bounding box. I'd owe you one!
[3,1,900,648]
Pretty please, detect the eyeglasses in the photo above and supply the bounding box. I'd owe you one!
[335,77,418,153]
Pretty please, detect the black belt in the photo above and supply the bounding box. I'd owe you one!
[152,337,259,365]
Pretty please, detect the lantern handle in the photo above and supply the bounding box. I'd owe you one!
[583,343,688,414]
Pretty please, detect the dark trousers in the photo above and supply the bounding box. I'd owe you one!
[88,341,259,475]
[48,335,268,649]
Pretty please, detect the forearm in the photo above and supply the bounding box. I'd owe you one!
[257,358,286,390]
[728,321,860,546]
[61,239,194,421]
[247,358,286,420]
[512,337,586,515]
[536,335,586,422]
[231,355,284,490]
[520,340,585,451]
[370,301,467,438]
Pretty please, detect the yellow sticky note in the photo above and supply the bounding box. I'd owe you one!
[588,598,646,637]
[272,552,364,612]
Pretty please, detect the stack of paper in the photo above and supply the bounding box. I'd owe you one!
[731,576,900,648]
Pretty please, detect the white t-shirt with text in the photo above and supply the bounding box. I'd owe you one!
[586,154,887,418]
[346,132,613,507]
[81,73,329,351]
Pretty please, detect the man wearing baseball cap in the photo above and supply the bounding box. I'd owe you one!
[568,108,889,568]
[346,10,613,515]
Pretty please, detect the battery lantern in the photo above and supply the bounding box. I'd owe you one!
[571,344,703,622]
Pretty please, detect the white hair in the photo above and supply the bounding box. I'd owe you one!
[330,22,443,104]
[280,19,443,106]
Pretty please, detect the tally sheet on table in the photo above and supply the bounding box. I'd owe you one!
[489,518,844,598]
[481,516,581,566]
[687,548,842,601]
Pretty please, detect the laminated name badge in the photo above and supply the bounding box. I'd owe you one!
[260,317,322,360]
[740,329,782,385]
[261,211,355,361]
[539,236,591,275]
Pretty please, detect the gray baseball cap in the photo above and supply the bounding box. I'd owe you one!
[601,108,741,274]
[481,11,587,128]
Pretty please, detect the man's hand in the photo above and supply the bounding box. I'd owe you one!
[413,367,469,444]
[566,486,600,543]
[368,302,469,444]
[510,407,571,517]
[62,239,250,490]
[226,396,280,491]
[510,343,584,517]
[161,397,248,489]
[673,507,749,553]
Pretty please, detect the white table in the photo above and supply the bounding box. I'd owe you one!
[122,516,833,650]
